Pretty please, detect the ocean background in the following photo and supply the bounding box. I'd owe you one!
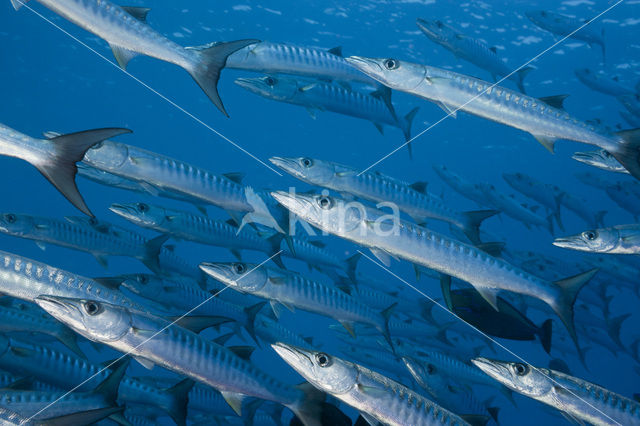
[1,0,639,424]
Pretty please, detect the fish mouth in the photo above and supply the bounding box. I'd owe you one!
[109,203,140,221]
[269,157,303,178]
[571,152,597,163]
[345,56,384,78]
[234,77,259,91]
[270,191,314,218]
[552,236,586,250]
[199,262,237,285]
[35,295,78,321]
[415,18,438,37]
[271,342,315,373]
[471,357,511,384]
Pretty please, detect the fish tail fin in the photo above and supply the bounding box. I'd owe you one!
[141,234,171,273]
[9,0,27,10]
[57,327,87,360]
[93,358,130,404]
[552,268,598,346]
[244,301,267,345]
[379,302,398,355]
[538,318,553,355]
[39,128,131,216]
[460,209,499,244]
[400,107,420,159]
[266,233,286,269]
[515,66,534,94]
[344,252,361,283]
[611,128,640,179]
[186,39,260,116]
[595,210,607,227]
[161,378,194,426]
[288,382,326,426]
[606,313,630,350]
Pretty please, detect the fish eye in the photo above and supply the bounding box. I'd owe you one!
[83,301,102,316]
[514,363,529,376]
[384,59,399,70]
[265,77,275,86]
[540,11,547,17]
[426,364,435,374]
[234,263,246,274]
[88,217,98,226]
[315,353,332,367]
[603,151,612,158]
[583,230,598,241]
[301,158,313,168]
[436,20,443,28]
[137,275,149,284]
[317,196,333,210]
[137,203,149,213]
[5,214,16,223]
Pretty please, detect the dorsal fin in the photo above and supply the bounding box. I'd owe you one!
[409,181,428,194]
[489,46,497,54]
[538,94,569,110]
[327,46,343,57]
[120,6,150,22]
[228,345,255,361]
[223,172,245,185]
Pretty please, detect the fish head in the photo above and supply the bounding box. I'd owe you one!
[573,68,591,81]
[272,343,357,395]
[472,357,552,397]
[109,202,168,228]
[401,356,443,396]
[119,273,166,299]
[571,150,617,170]
[525,10,547,26]
[82,140,129,171]
[553,228,617,252]
[416,18,456,44]
[199,262,269,293]
[269,157,337,186]
[271,191,365,235]
[64,216,118,236]
[0,213,37,236]
[35,296,132,342]
[346,56,426,91]
[234,76,298,101]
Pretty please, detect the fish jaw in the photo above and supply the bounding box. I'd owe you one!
[471,357,514,388]
[269,157,305,180]
[552,236,589,251]
[270,191,317,223]
[35,295,87,335]
[345,56,386,84]
[271,343,315,376]
[199,262,242,288]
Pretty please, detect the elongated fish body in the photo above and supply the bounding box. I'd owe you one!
[253,315,316,350]
[572,149,629,174]
[554,224,640,254]
[344,57,632,161]
[15,0,258,115]
[235,77,415,143]
[416,18,530,92]
[574,171,613,190]
[0,337,189,424]
[574,69,636,98]
[270,157,495,244]
[82,140,251,213]
[339,345,408,378]
[0,388,113,420]
[226,42,375,86]
[526,10,605,58]
[606,183,640,220]
[473,358,640,426]
[285,237,348,273]
[35,297,323,425]
[0,249,142,309]
[273,344,471,426]
[271,191,598,343]
[502,172,563,213]
[0,213,146,260]
[432,165,492,207]
[477,183,551,231]
[199,263,390,335]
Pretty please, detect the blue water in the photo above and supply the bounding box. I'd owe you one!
[1,0,639,425]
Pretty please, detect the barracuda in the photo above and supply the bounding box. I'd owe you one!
[272,343,474,426]
[502,172,564,226]
[0,405,123,426]
[271,191,597,345]
[416,18,531,93]
[79,138,286,232]
[472,357,640,426]
[0,124,130,216]
[554,224,640,254]
[35,296,328,426]
[270,156,496,244]
[10,0,257,115]
[236,77,416,153]
[574,68,636,98]
[432,164,493,208]
[0,336,193,426]
[345,57,640,179]
[199,262,395,346]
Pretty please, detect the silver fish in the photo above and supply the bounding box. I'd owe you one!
[11,0,257,115]
[0,124,129,216]
[271,191,597,344]
[344,56,640,179]
[35,296,328,426]
[572,149,629,174]
[554,224,640,254]
[574,69,636,98]
[502,172,564,228]
[0,405,123,426]
[270,156,496,244]
[272,343,472,426]
[472,357,640,425]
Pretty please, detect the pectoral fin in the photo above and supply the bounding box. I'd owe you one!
[109,43,140,70]
[532,134,556,153]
